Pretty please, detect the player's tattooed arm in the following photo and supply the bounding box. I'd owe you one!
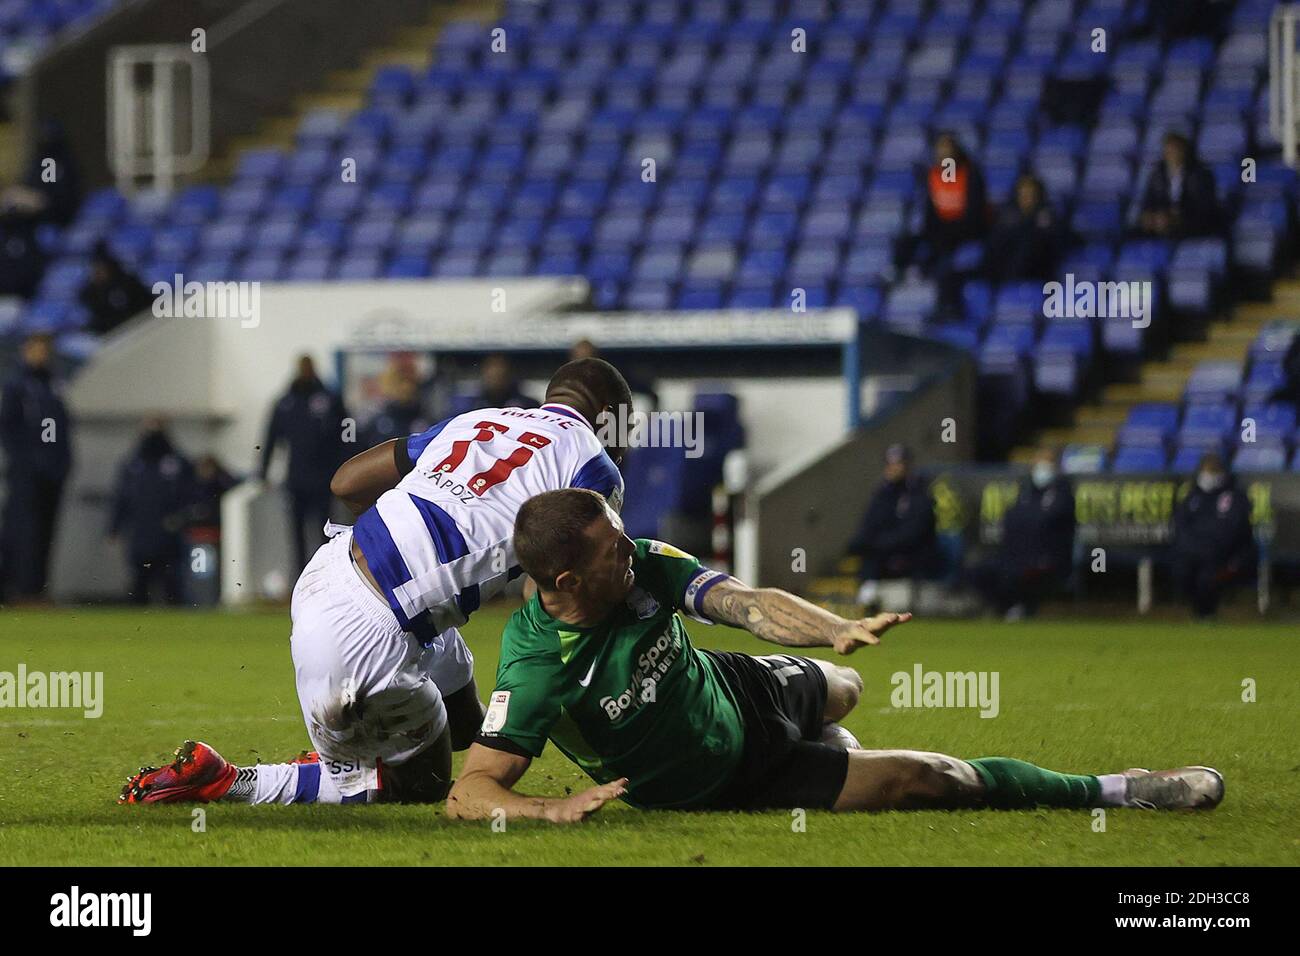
[330,438,410,516]
[446,744,627,825]
[701,577,912,655]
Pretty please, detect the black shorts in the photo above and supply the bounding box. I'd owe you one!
[702,650,849,811]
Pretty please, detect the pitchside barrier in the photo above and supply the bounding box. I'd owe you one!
[906,467,1294,614]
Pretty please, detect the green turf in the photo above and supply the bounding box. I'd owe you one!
[0,606,1296,866]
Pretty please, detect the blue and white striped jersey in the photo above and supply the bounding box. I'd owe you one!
[353,403,623,640]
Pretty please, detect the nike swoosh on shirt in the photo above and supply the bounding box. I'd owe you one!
[577,659,597,688]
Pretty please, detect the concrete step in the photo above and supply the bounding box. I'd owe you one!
[1100,380,1185,404]
[1036,424,1118,447]
[205,0,502,180]
[1073,404,1130,427]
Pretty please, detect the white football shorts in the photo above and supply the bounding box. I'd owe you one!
[289,526,474,796]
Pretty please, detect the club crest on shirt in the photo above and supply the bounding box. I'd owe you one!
[627,586,660,620]
[480,690,510,734]
[647,540,693,560]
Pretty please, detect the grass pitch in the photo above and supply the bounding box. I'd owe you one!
[0,606,1296,866]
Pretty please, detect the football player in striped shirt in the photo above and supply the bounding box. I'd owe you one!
[120,358,632,807]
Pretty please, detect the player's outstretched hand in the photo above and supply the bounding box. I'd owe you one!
[544,778,628,824]
[831,611,912,655]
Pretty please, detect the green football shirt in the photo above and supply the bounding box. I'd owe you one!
[476,539,745,809]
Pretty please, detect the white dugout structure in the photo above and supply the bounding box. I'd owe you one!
[55,277,899,604]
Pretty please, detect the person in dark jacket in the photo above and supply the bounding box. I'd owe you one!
[1170,452,1256,619]
[973,448,1077,619]
[988,173,1064,283]
[849,444,942,608]
[0,333,72,602]
[0,192,48,299]
[188,454,238,531]
[21,120,81,228]
[109,418,195,605]
[361,373,431,449]
[79,241,153,335]
[259,355,350,573]
[1137,131,1221,239]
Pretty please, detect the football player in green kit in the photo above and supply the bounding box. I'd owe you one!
[446,489,1223,824]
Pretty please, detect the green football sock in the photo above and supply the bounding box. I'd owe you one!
[968,757,1101,809]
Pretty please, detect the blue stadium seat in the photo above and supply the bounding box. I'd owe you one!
[1111,446,1168,473]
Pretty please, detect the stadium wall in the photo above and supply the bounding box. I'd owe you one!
[52,276,587,601]
[747,353,976,592]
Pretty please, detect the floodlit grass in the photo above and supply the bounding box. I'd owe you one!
[1,607,1295,866]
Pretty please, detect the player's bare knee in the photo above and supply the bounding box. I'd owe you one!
[824,665,862,722]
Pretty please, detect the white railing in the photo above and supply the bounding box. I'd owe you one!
[1271,5,1300,166]
[107,44,210,194]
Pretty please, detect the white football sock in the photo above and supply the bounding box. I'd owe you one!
[1097,773,1130,807]
[221,763,346,805]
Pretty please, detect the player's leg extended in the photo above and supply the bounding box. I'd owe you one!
[831,751,1224,812]
[207,528,453,806]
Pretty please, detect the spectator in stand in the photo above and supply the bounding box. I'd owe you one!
[476,353,539,409]
[0,332,72,603]
[0,121,81,299]
[988,174,1064,283]
[259,355,350,573]
[0,188,48,298]
[109,417,195,605]
[79,241,154,335]
[19,120,81,228]
[1136,131,1221,239]
[971,448,1076,620]
[1268,331,1300,407]
[896,131,988,281]
[1170,452,1256,619]
[848,444,942,609]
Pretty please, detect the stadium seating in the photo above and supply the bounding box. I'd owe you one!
[0,0,117,82]
[9,0,1296,472]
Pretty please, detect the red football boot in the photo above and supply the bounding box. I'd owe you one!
[119,740,237,804]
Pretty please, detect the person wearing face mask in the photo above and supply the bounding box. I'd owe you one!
[848,444,942,609]
[1170,453,1256,619]
[108,417,196,605]
[972,448,1076,620]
